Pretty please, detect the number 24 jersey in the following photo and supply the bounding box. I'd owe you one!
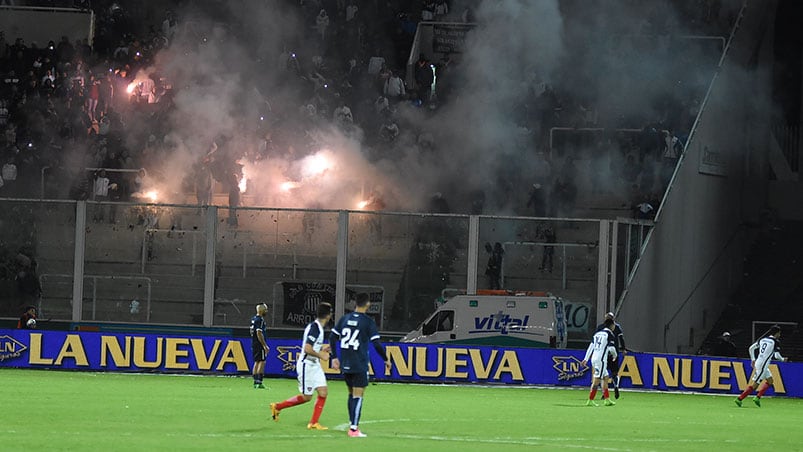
[331,312,380,373]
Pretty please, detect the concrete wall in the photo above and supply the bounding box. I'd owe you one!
[618,0,776,353]
[0,7,93,46]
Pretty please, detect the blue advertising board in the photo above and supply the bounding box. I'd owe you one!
[1,329,801,397]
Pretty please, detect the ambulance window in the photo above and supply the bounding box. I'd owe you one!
[422,314,439,335]
[437,311,454,332]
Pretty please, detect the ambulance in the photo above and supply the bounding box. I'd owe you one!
[401,290,568,348]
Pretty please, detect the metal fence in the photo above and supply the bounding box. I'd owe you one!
[0,198,651,342]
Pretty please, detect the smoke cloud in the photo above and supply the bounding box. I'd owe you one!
[110,0,734,215]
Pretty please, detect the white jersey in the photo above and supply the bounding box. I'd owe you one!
[750,336,784,364]
[748,335,785,382]
[584,329,615,363]
[298,319,326,365]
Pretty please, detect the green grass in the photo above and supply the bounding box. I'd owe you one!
[2,369,802,451]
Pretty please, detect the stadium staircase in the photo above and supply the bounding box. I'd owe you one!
[700,220,803,361]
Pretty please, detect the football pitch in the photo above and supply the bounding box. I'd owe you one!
[2,369,801,451]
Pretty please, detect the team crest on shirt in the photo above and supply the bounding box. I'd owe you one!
[552,356,588,381]
[276,346,302,372]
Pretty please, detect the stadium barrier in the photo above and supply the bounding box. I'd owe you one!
[1,329,801,397]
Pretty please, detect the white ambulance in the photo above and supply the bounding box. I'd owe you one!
[401,290,568,348]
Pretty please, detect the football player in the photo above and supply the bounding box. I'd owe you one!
[250,303,270,389]
[270,302,333,430]
[582,318,617,406]
[735,325,788,407]
[329,293,391,437]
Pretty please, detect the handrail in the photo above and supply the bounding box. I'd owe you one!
[39,273,152,321]
[548,127,665,153]
[40,166,148,200]
[501,240,597,291]
[614,1,748,318]
[141,228,206,275]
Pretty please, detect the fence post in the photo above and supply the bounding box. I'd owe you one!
[203,206,217,327]
[596,220,610,323]
[334,211,349,322]
[72,201,87,322]
[466,215,479,295]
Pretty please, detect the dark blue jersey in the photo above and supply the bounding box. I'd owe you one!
[250,315,268,346]
[596,321,625,351]
[330,312,384,374]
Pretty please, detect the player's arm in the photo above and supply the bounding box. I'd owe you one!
[329,328,341,369]
[256,329,268,351]
[773,351,787,362]
[304,324,329,360]
[748,341,759,361]
[617,326,627,352]
[370,336,392,374]
[304,342,329,360]
[581,341,593,365]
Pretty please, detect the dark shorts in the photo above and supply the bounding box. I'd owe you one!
[344,371,369,388]
[252,342,266,362]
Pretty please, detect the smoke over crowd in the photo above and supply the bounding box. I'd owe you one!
[4,0,740,215]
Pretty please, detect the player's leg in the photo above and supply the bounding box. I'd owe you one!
[586,370,600,406]
[608,355,621,399]
[307,366,329,430]
[735,374,759,407]
[346,372,369,437]
[271,363,315,421]
[602,372,615,406]
[754,372,774,406]
[252,344,267,388]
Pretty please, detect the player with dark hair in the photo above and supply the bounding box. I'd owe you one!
[596,311,626,398]
[329,293,391,437]
[735,325,788,407]
[582,318,617,406]
[270,302,333,430]
[17,305,37,329]
[250,303,270,389]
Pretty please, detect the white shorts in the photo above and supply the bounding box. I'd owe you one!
[751,358,773,383]
[591,358,609,379]
[297,360,327,395]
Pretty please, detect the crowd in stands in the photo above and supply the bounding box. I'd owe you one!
[0,0,732,220]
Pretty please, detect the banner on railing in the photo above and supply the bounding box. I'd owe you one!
[281,282,384,329]
[1,329,801,397]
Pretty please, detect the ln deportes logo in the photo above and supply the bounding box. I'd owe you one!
[552,355,588,381]
[0,335,27,361]
[276,345,302,372]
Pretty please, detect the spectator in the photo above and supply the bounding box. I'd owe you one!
[540,227,556,273]
[414,54,434,104]
[17,305,37,329]
[346,1,358,22]
[434,0,449,19]
[526,183,546,217]
[634,199,654,220]
[315,9,330,41]
[712,331,737,358]
[383,71,406,102]
[92,169,111,222]
[551,175,577,217]
[484,242,504,290]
